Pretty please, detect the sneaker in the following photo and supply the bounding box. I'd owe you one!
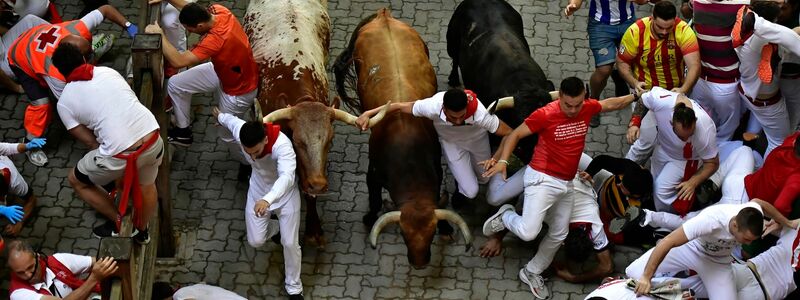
[167,126,193,147]
[22,138,47,167]
[288,294,304,300]
[91,33,115,63]
[133,228,150,245]
[482,204,514,236]
[238,163,252,182]
[609,206,644,235]
[93,220,119,238]
[265,220,280,242]
[519,268,549,299]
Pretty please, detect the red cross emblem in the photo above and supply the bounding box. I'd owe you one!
[34,27,61,53]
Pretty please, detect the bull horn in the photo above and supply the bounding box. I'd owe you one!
[434,209,473,251]
[368,211,401,248]
[488,96,515,114]
[549,91,559,100]
[333,101,392,128]
[263,107,293,123]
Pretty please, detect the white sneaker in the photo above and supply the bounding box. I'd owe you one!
[519,268,549,299]
[22,138,47,166]
[265,220,280,241]
[482,204,514,236]
[91,33,115,62]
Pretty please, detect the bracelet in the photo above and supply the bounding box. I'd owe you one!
[497,159,509,166]
[629,115,642,127]
[632,92,640,102]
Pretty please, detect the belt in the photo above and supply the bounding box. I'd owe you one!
[781,72,800,80]
[746,261,770,300]
[123,131,158,152]
[738,83,781,107]
[701,75,737,84]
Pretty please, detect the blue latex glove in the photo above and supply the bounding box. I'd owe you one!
[0,205,24,224]
[126,24,139,38]
[25,138,46,150]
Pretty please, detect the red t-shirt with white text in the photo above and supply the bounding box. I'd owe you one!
[524,99,602,180]
[744,132,800,216]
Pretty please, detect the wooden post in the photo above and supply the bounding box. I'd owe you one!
[98,237,132,300]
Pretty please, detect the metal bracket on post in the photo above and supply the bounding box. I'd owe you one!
[131,33,163,106]
[99,237,133,300]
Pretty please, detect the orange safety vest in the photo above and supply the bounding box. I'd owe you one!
[7,20,92,86]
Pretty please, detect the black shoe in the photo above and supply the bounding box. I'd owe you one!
[93,220,118,238]
[133,228,150,245]
[238,163,252,182]
[451,191,468,210]
[288,294,304,300]
[609,206,643,235]
[167,126,193,147]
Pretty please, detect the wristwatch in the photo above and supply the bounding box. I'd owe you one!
[124,21,132,28]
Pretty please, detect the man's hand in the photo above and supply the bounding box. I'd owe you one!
[634,82,647,95]
[478,158,497,171]
[762,219,782,238]
[212,107,221,119]
[148,0,163,4]
[355,113,370,131]
[670,87,685,94]
[255,200,270,217]
[634,277,652,295]
[676,179,699,201]
[627,126,640,144]
[89,257,118,281]
[482,162,507,180]
[126,23,139,38]
[564,3,580,16]
[24,138,46,151]
[578,171,593,185]
[145,23,163,34]
[12,84,23,94]
[0,205,24,224]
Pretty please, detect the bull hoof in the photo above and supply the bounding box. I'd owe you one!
[363,213,378,227]
[304,233,327,249]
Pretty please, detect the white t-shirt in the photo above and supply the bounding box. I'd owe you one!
[0,155,28,197]
[745,227,799,300]
[642,87,718,162]
[10,0,49,18]
[571,177,609,251]
[218,113,297,205]
[584,279,654,300]
[682,202,762,261]
[411,91,500,144]
[736,13,800,98]
[10,253,93,300]
[57,67,159,156]
[172,284,247,300]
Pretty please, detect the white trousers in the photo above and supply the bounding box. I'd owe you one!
[714,142,755,204]
[780,77,800,131]
[650,152,693,213]
[625,109,656,165]
[501,167,577,274]
[486,153,595,206]
[740,94,791,156]
[690,79,742,142]
[440,134,491,199]
[160,3,187,52]
[245,184,303,295]
[167,62,256,161]
[626,241,736,300]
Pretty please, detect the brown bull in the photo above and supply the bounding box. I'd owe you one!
[333,9,471,269]
[243,0,385,246]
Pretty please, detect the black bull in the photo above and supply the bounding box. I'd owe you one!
[446,0,554,161]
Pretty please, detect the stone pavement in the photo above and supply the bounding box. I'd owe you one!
[0,0,675,299]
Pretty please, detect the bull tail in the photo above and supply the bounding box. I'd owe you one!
[333,13,379,113]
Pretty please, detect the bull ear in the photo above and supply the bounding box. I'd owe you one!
[330,96,342,109]
[277,93,288,106]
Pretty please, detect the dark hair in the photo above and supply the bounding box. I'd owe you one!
[559,77,586,98]
[240,121,266,148]
[7,239,34,255]
[179,3,212,27]
[751,0,783,22]
[672,102,697,128]
[653,1,677,20]
[52,43,85,78]
[151,282,175,300]
[564,225,594,263]
[735,207,764,237]
[442,88,468,112]
[622,166,653,197]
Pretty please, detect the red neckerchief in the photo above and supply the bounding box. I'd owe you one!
[65,64,94,83]
[463,89,479,119]
[257,122,281,159]
[672,142,699,216]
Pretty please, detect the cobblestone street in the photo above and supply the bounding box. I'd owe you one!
[0,0,665,299]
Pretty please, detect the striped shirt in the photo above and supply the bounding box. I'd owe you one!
[588,0,636,25]
[691,0,748,80]
[618,17,700,90]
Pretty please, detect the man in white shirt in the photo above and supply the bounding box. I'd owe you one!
[52,42,162,244]
[355,88,513,206]
[7,239,117,300]
[733,1,800,155]
[214,108,304,299]
[152,282,247,300]
[627,87,719,215]
[0,139,45,236]
[626,200,798,300]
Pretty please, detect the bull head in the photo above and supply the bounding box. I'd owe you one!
[263,101,390,194]
[368,207,472,269]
